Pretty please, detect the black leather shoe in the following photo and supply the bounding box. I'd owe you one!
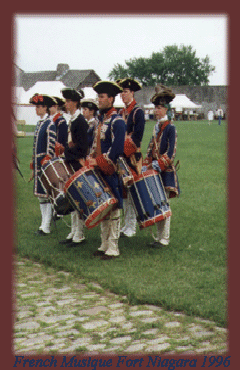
[36,230,48,236]
[93,250,105,257]
[100,255,118,260]
[66,239,86,248]
[120,232,127,238]
[149,241,165,248]
[59,238,73,245]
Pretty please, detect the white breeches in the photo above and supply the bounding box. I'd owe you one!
[38,199,52,234]
[67,210,85,242]
[156,190,171,245]
[98,208,121,256]
[121,193,137,237]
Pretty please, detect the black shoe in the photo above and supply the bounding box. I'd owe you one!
[36,229,48,236]
[93,250,105,257]
[100,254,119,260]
[149,241,165,248]
[59,238,73,245]
[66,239,86,248]
[53,214,61,222]
[120,232,127,238]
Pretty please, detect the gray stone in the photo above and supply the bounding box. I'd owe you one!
[56,299,76,306]
[85,344,106,351]
[21,293,40,298]
[140,317,158,323]
[146,342,170,352]
[109,316,126,323]
[164,321,181,328]
[82,321,108,330]
[15,322,40,330]
[40,314,75,323]
[109,336,132,344]
[129,310,153,317]
[78,306,108,315]
[125,343,145,352]
[21,335,53,346]
[146,336,169,345]
[143,329,159,335]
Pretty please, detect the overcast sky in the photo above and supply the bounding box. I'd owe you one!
[14,14,228,86]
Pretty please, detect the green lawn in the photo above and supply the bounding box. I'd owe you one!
[15,120,228,327]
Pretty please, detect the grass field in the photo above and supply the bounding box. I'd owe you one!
[15,119,228,327]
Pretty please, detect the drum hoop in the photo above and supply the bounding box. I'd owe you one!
[140,214,165,229]
[85,198,118,229]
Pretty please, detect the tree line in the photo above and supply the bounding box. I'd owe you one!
[108,45,215,86]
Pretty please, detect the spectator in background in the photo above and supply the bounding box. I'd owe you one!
[207,110,214,125]
[217,107,224,125]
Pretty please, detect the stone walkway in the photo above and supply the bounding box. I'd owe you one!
[13,257,228,355]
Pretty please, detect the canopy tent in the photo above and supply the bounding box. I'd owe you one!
[170,94,202,111]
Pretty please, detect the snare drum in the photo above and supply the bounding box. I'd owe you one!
[129,169,172,229]
[64,166,118,229]
[40,157,74,215]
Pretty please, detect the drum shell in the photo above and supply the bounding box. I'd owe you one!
[64,166,118,229]
[40,158,74,215]
[129,169,172,229]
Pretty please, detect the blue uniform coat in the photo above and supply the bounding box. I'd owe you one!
[32,115,56,197]
[90,108,126,208]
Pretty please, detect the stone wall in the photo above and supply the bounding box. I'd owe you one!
[135,85,228,119]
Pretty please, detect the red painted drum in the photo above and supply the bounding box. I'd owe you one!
[40,157,74,215]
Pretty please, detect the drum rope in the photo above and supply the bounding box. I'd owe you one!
[142,175,159,212]
[130,181,147,218]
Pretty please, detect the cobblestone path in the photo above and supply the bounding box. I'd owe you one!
[13,257,228,355]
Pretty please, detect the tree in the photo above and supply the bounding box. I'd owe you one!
[108,45,215,86]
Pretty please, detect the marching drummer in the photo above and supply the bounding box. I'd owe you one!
[142,85,180,248]
[88,81,126,260]
[59,88,89,248]
[29,94,57,235]
[117,78,146,238]
[81,98,99,150]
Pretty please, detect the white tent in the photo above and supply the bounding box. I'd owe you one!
[170,94,202,111]
[21,81,67,104]
[82,87,97,100]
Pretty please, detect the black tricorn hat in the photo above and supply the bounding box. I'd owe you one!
[93,81,123,97]
[61,88,84,102]
[53,96,65,107]
[119,78,142,92]
[81,99,98,111]
[151,85,175,106]
[29,94,57,107]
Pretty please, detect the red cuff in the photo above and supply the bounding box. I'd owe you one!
[124,137,137,157]
[157,157,167,171]
[55,142,65,157]
[96,154,115,175]
[40,155,51,166]
[30,161,34,170]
